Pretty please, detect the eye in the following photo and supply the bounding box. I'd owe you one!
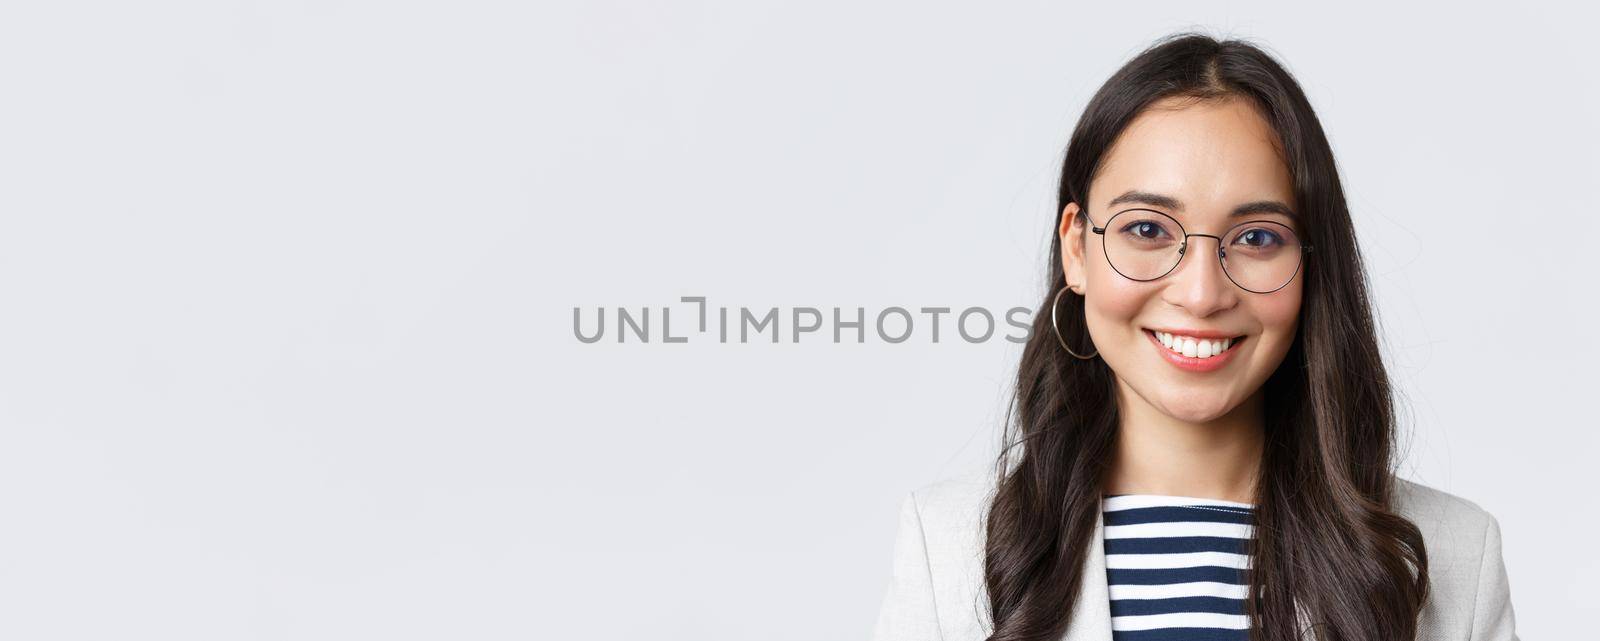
[1234,227,1283,248]
[1119,219,1171,241]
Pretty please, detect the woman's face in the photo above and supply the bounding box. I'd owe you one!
[1060,96,1303,423]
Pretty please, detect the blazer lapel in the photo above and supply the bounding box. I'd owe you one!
[1062,494,1114,641]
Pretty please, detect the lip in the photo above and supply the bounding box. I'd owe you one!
[1144,328,1246,373]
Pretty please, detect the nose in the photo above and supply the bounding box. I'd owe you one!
[1163,234,1238,316]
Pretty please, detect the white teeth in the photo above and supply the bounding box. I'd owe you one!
[1153,331,1237,359]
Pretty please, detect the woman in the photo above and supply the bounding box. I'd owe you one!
[870,33,1518,641]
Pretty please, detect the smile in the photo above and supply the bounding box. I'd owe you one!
[1143,328,1248,372]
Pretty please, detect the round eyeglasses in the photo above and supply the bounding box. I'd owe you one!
[1086,207,1313,294]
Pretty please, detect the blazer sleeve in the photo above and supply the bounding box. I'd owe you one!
[869,491,945,641]
[1469,513,1519,641]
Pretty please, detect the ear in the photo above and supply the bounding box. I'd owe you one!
[1059,202,1089,295]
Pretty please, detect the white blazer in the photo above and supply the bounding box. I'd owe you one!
[870,469,1519,641]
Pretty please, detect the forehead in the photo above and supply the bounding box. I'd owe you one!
[1091,97,1295,218]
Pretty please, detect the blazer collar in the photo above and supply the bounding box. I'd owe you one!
[1062,493,1114,641]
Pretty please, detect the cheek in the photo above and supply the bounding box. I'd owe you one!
[1084,262,1149,320]
[1255,282,1303,346]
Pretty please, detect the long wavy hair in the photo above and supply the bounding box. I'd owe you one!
[983,32,1429,641]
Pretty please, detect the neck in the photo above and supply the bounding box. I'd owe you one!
[1103,380,1265,505]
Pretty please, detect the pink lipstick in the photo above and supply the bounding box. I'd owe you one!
[1144,328,1245,373]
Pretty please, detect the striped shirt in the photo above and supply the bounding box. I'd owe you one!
[1102,493,1256,641]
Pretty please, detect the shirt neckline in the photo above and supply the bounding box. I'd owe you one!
[1102,492,1256,510]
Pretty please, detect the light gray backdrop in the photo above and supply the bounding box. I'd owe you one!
[0,2,1590,640]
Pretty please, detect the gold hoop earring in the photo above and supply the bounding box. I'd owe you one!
[1051,287,1098,360]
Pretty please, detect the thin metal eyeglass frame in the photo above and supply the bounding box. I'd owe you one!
[1084,207,1315,294]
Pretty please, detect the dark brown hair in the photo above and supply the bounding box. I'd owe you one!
[984,32,1429,641]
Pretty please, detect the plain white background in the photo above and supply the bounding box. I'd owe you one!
[0,1,1592,639]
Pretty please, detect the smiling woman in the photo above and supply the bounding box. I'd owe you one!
[870,32,1519,641]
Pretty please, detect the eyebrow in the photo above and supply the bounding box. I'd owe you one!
[1106,189,1298,221]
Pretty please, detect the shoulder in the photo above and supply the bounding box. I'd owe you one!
[902,463,998,549]
[1391,476,1500,565]
[1391,477,1517,638]
[903,467,997,571]
[1391,475,1495,531]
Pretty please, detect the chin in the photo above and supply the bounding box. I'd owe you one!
[1152,391,1238,423]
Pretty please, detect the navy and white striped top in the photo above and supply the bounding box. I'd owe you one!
[1102,493,1256,641]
